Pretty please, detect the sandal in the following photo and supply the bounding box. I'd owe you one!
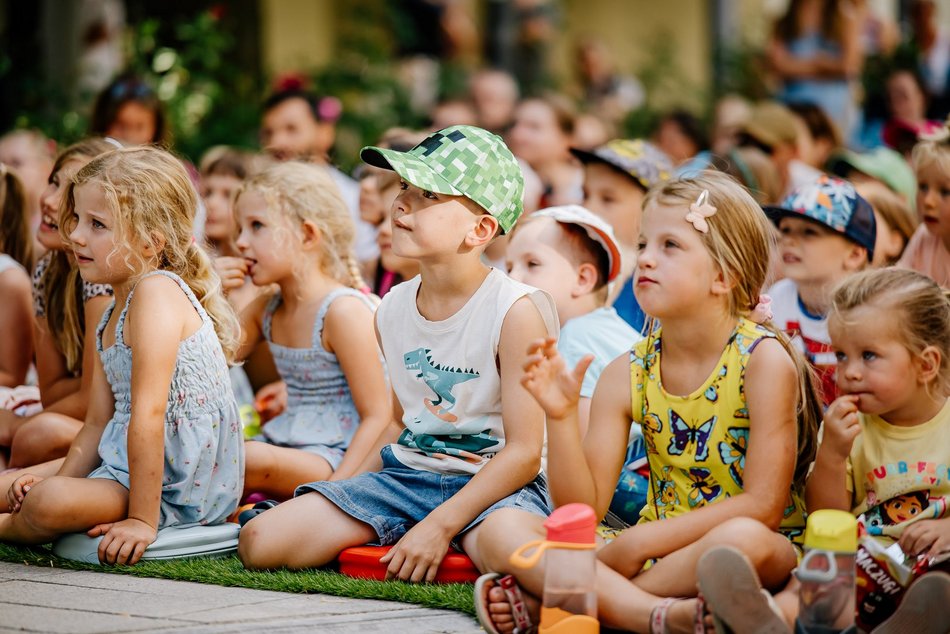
[649,596,708,634]
[873,571,950,634]
[237,499,279,527]
[474,572,535,634]
[696,545,790,634]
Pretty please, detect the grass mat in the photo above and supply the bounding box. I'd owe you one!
[0,543,476,616]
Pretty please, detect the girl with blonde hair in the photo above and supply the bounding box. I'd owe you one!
[0,138,116,468]
[476,171,822,634]
[234,162,390,501]
[0,146,244,564]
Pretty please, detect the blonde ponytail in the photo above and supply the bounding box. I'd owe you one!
[180,242,240,364]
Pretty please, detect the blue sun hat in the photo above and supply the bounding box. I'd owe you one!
[763,175,877,262]
[360,125,524,233]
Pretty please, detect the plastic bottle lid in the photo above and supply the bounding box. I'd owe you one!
[803,509,858,553]
[544,503,597,545]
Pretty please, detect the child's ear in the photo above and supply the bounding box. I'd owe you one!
[142,231,166,258]
[710,266,734,297]
[916,345,942,385]
[300,219,323,249]
[572,262,599,297]
[468,215,500,247]
[843,245,868,272]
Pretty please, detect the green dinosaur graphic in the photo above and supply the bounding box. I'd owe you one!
[403,348,479,411]
[398,428,499,462]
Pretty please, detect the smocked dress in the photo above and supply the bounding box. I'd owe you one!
[632,317,807,547]
[89,270,243,528]
[253,287,376,470]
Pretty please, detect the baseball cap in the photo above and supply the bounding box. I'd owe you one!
[360,125,524,233]
[570,139,673,191]
[827,147,916,210]
[740,102,798,150]
[764,175,877,262]
[532,205,623,282]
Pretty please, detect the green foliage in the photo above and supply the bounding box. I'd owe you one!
[0,543,476,616]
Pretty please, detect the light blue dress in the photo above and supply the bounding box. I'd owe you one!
[253,287,374,470]
[89,270,244,528]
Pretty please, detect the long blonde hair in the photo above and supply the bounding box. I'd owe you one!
[643,171,821,488]
[830,268,950,399]
[61,146,239,363]
[43,138,116,372]
[236,161,370,294]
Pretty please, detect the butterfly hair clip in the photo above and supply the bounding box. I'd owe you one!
[685,189,717,233]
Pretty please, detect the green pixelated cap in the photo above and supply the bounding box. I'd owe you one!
[360,125,525,233]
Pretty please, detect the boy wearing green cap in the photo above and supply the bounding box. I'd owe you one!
[238,125,558,581]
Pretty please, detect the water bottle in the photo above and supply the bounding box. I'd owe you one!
[795,509,857,631]
[510,503,599,634]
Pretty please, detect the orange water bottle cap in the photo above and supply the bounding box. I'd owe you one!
[544,503,597,545]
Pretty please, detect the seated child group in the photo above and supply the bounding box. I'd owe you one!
[0,111,949,634]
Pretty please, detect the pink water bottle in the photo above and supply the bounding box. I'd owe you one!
[510,503,599,634]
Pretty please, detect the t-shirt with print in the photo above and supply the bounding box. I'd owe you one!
[768,277,836,405]
[375,268,558,475]
[847,399,950,540]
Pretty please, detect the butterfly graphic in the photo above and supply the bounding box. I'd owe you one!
[652,466,679,518]
[642,412,662,455]
[686,467,722,508]
[718,427,748,486]
[667,410,715,461]
[704,385,718,403]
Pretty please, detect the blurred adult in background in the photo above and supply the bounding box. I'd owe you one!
[468,68,519,135]
[881,67,944,158]
[259,86,378,264]
[90,74,167,146]
[574,37,644,127]
[908,0,950,119]
[767,0,863,143]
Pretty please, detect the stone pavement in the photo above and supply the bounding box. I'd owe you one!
[0,561,482,633]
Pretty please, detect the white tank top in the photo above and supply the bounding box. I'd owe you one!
[376,268,557,475]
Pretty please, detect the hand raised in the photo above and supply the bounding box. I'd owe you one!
[520,337,592,420]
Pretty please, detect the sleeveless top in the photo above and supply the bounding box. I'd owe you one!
[88,270,243,528]
[375,269,558,476]
[630,317,806,544]
[256,287,377,469]
[32,252,113,318]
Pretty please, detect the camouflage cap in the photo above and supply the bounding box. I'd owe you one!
[360,125,524,233]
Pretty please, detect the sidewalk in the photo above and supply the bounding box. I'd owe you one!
[0,561,482,633]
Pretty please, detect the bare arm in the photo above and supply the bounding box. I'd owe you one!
[805,395,860,512]
[0,268,34,388]
[234,292,270,362]
[322,296,392,481]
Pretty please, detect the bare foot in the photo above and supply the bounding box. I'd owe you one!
[480,577,540,634]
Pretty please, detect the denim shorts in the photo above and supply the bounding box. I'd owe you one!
[294,445,552,545]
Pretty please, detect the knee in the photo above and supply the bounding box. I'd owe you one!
[706,517,776,564]
[237,511,282,570]
[17,477,68,532]
[476,509,544,572]
[11,417,77,465]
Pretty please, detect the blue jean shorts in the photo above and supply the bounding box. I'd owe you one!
[294,445,552,545]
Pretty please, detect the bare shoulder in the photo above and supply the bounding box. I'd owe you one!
[746,335,796,379]
[501,295,547,333]
[324,293,373,325]
[0,265,31,294]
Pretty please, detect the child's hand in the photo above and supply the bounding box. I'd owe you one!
[520,338,593,421]
[89,518,157,565]
[213,256,248,293]
[899,517,950,562]
[254,381,287,423]
[380,519,452,583]
[821,395,862,458]
[7,473,43,512]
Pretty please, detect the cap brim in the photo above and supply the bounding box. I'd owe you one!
[586,224,623,282]
[569,147,647,189]
[360,146,464,196]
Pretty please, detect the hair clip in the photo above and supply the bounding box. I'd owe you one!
[920,124,950,144]
[104,137,123,149]
[685,189,717,233]
[749,294,773,324]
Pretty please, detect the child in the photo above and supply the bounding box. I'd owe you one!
[899,123,950,287]
[699,268,950,633]
[0,146,243,564]
[238,125,558,583]
[374,168,420,298]
[765,175,875,405]
[476,171,821,634]
[90,75,167,146]
[505,204,639,433]
[0,165,34,389]
[854,180,917,267]
[234,162,391,498]
[570,138,673,332]
[0,138,117,469]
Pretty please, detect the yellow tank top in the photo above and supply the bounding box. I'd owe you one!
[630,317,806,544]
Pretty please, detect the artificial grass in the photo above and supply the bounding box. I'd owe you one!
[0,543,476,616]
